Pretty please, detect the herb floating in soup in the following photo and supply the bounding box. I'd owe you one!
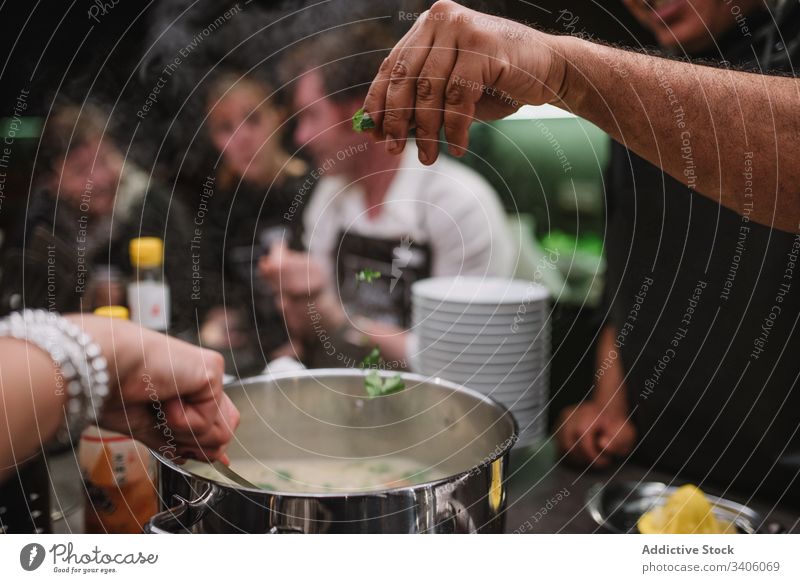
[355,268,381,284]
[352,107,376,132]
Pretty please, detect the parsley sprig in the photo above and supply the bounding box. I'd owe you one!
[360,347,405,397]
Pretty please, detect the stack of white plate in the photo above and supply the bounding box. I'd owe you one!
[410,276,550,447]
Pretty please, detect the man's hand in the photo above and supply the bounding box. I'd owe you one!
[258,244,345,343]
[556,400,637,468]
[363,0,566,165]
[258,244,326,298]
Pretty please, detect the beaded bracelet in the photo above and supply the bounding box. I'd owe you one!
[0,309,110,435]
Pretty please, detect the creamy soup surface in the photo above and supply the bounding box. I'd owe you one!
[192,457,449,493]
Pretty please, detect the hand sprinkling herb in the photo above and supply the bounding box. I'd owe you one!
[355,268,381,284]
[352,107,376,132]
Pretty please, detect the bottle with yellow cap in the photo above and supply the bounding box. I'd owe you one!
[78,306,157,533]
[127,237,170,331]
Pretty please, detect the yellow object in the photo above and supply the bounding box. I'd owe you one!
[488,459,503,512]
[129,237,164,268]
[638,484,735,534]
[93,305,130,320]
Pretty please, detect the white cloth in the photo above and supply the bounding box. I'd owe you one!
[303,143,516,283]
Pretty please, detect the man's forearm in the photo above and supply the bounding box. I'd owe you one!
[554,36,800,233]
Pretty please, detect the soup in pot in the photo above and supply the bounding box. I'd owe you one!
[193,457,449,493]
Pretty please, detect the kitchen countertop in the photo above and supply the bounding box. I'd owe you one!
[504,439,800,534]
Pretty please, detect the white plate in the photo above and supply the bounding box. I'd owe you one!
[421,347,546,366]
[414,318,546,336]
[418,346,544,365]
[412,297,549,318]
[412,276,549,305]
[412,308,546,328]
[415,328,546,346]
[420,350,544,368]
[414,331,549,353]
[421,339,549,358]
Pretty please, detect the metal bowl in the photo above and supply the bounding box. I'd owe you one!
[148,369,518,533]
[586,481,783,534]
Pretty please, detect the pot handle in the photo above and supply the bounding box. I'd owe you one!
[268,525,305,534]
[145,483,223,534]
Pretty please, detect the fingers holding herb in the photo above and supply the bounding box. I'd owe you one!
[352,108,376,132]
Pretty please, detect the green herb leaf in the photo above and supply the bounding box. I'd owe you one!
[360,346,382,369]
[380,374,406,395]
[355,268,381,284]
[275,470,293,481]
[352,107,376,132]
[364,370,385,397]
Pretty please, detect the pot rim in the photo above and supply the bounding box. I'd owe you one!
[152,368,519,498]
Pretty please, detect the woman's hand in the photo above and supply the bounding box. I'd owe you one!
[68,315,239,463]
[363,0,567,165]
[555,400,637,469]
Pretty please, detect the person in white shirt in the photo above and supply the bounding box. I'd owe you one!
[260,22,516,366]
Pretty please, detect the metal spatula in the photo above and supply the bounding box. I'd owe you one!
[211,460,261,490]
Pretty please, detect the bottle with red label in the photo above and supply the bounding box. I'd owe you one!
[127,237,170,331]
[78,306,158,533]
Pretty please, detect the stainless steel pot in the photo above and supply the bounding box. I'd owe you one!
[147,369,517,533]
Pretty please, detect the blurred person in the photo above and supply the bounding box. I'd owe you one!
[555,0,800,502]
[363,0,800,502]
[197,71,309,373]
[0,104,194,329]
[261,22,516,366]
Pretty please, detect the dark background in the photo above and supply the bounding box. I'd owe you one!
[0,1,653,115]
[0,0,655,426]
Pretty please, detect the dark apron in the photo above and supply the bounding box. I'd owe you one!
[335,230,432,328]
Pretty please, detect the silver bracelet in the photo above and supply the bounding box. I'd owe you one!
[0,309,110,436]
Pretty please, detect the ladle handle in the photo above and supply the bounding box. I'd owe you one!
[145,483,223,533]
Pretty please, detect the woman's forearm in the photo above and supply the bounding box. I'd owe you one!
[556,36,800,232]
[0,339,64,481]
